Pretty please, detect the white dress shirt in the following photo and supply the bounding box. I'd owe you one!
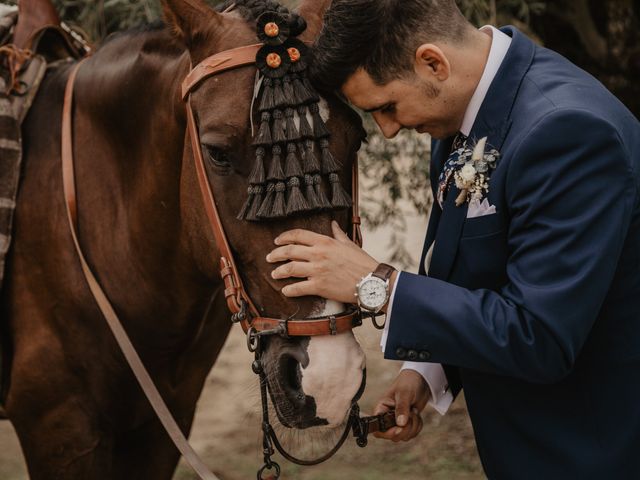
[381,26,512,415]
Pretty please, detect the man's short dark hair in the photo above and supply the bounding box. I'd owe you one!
[310,0,470,92]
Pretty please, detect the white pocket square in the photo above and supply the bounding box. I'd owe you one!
[467,198,497,219]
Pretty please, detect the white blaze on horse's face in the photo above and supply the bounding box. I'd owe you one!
[301,300,366,426]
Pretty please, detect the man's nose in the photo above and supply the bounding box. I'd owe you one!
[372,112,401,139]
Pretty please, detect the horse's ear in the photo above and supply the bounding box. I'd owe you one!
[296,0,333,41]
[161,0,221,47]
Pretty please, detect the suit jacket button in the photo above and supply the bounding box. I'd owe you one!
[395,347,407,359]
[419,351,431,361]
[407,349,418,361]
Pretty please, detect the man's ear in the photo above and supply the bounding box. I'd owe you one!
[161,0,222,48]
[414,44,451,82]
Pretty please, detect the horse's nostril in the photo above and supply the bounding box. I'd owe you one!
[279,354,304,404]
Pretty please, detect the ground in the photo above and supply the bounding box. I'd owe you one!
[0,217,484,480]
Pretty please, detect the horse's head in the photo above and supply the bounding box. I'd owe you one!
[162,0,367,429]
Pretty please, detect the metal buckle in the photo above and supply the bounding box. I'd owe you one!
[231,299,248,323]
[329,316,337,335]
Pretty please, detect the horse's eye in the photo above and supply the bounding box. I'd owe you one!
[203,144,231,168]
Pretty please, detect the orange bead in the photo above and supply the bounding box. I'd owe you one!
[266,53,282,69]
[264,22,280,38]
[288,47,301,63]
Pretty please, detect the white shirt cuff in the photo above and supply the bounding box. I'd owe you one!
[381,273,453,416]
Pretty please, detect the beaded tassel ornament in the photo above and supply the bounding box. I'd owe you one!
[237,10,352,221]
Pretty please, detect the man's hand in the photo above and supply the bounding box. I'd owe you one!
[373,369,431,442]
[267,221,380,304]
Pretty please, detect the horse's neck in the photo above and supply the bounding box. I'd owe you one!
[72,31,218,328]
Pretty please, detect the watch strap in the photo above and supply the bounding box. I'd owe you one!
[373,263,395,282]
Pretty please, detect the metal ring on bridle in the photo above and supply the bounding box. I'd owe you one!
[257,461,281,480]
[247,327,260,352]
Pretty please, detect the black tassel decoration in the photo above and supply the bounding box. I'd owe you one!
[258,78,275,112]
[272,79,289,109]
[237,186,254,220]
[309,103,330,138]
[314,174,332,209]
[282,76,295,104]
[319,138,342,174]
[292,74,315,104]
[302,140,321,174]
[303,76,320,103]
[304,173,320,210]
[284,143,303,178]
[297,105,313,139]
[253,112,272,146]
[329,173,352,208]
[241,185,264,222]
[272,109,287,144]
[286,177,308,215]
[257,183,276,219]
[248,146,267,185]
[285,108,300,142]
[267,144,286,181]
[271,181,287,218]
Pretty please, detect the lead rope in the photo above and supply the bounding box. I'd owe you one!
[62,60,221,480]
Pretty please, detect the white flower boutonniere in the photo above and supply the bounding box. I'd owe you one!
[453,137,500,207]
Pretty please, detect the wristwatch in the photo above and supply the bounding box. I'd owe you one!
[356,263,396,314]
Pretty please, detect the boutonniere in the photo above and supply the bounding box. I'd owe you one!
[453,137,500,207]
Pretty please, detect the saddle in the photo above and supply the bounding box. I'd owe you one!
[0,0,89,419]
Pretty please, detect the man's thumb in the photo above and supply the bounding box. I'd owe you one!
[394,392,411,427]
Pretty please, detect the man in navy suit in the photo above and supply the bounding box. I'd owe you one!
[266,0,640,477]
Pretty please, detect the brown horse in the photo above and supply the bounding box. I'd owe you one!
[1,0,368,478]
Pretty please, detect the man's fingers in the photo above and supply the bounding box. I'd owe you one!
[281,280,318,298]
[266,245,313,263]
[271,261,314,280]
[275,229,328,247]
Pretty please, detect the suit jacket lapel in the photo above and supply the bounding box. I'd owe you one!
[419,137,453,275]
[428,185,469,280]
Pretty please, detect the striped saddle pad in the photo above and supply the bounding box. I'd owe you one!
[0,5,47,291]
[0,74,19,290]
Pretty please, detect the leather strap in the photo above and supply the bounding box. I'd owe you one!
[181,44,262,100]
[250,310,361,337]
[373,263,395,282]
[62,60,221,480]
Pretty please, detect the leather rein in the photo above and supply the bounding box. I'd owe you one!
[61,44,392,480]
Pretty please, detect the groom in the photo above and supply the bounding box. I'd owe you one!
[267,0,640,477]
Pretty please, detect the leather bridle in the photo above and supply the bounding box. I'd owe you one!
[61,41,393,480]
[182,43,365,339]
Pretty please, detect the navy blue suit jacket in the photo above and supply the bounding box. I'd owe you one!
[386,27,640,479]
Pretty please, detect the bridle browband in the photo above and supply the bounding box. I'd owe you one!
[61,34,392,480]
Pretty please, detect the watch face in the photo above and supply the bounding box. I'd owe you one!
[358,277,387,310]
